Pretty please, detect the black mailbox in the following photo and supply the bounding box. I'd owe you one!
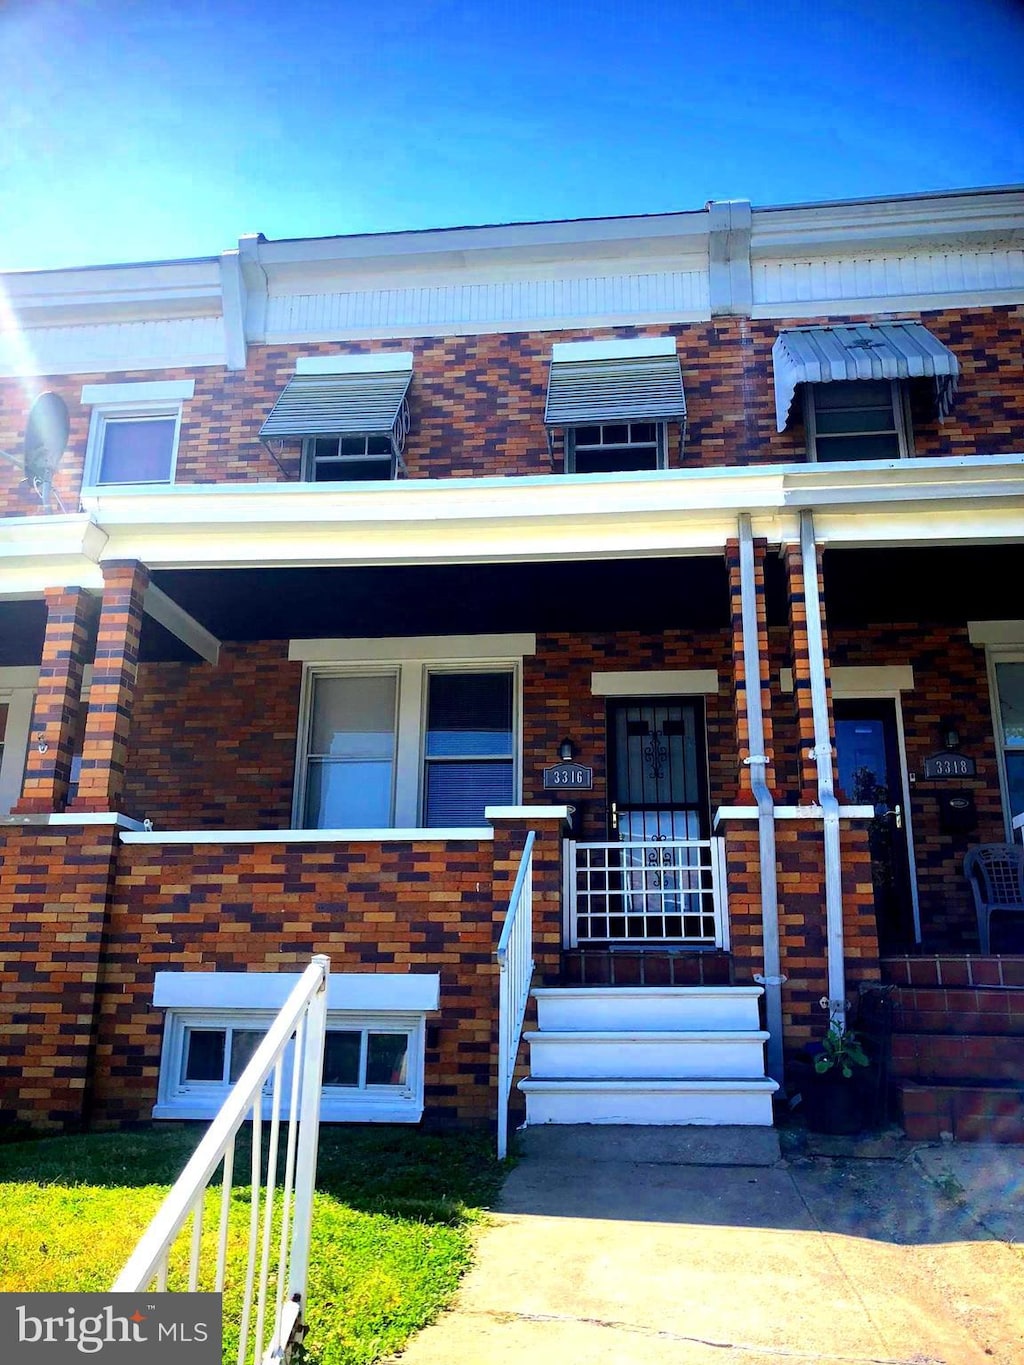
[938,790,977,835]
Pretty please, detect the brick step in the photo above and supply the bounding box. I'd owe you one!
[890,1031,1023,1083]
[881,955,1024,989]
[897,1081,1024,1143]
[888,986,1024,1036]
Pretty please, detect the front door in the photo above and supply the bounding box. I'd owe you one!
[833,698,916,953]
[607,698,709,841]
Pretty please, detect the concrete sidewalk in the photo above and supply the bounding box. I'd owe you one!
[391,1127,1024,1365]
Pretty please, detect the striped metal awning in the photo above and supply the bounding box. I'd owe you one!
[260,354,413,440]
[772,323,959,432]
[544,338,686,428]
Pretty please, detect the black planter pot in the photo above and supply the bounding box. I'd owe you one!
[801,1070,868,1135]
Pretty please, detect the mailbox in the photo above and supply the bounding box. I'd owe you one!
[938,790,976,835]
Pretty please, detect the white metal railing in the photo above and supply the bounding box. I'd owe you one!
[113,955,330,1365]
[495,830,535,1160]
[564,838,729,949]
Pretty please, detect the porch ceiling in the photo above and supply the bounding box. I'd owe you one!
[145,557,731,659]
[823,544,1024,626]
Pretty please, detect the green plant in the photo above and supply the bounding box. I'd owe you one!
[813,1023,869,1079]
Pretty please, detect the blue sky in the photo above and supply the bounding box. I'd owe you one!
[1,0,1023,272]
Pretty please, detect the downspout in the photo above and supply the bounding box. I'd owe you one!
[737,515,784,1083]
[798,510,846,1029]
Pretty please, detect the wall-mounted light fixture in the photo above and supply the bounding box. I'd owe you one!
[559,737,574,763]
[35,732,48,754]
[940,719,960,751]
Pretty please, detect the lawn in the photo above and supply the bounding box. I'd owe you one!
[0,1125,505,1365]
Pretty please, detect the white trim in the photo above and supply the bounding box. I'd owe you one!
[0,685,34,816]
[985,648,1024,839]
[778,665,915,694]
[295,352,414,375]
[714,804,875,822]
[550,337,677,362]
[485,804,570,820]
[289,633,536,662]
[154,971,440,1012]
[0,666,41,688]
[81,380,195,404]
[968,620,1024,646]
[591,669,719,697]
[3,811,146,829]
[143,584,221,665]
[121,825,493,844]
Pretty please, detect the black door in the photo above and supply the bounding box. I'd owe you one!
[833,698,916,953]
[607,698,709,842]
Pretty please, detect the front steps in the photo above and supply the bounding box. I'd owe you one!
[881,955,1024,1143]
[519,986,778,1127]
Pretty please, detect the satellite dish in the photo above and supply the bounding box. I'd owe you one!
[23,392,70,510]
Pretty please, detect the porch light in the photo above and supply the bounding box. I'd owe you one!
[559,737,575,762]
[940,720,960,751]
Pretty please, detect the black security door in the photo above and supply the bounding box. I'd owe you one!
[607,699,709,841]
[833,698,916,953]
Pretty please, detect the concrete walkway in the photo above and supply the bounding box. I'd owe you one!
[391,1127,1024,1365]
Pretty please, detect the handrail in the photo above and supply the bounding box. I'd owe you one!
[113,955,330,1365]
[495,830,536,1159]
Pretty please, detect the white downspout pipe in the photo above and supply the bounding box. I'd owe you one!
[799,510,846,1029]
[737,515,785,1083]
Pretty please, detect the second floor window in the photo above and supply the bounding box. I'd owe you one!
[93,413,180,484]
[567,421,666,474]
[304,434,398,482]
[804,379,912,462]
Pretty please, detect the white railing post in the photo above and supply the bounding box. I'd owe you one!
[286,954,329,1314]
[112,954,330,1365]
[562,837,577,948]
[713,836,730,951]
[495,830,536,1160]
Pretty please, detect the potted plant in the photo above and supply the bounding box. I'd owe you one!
[800,1007,871,1135]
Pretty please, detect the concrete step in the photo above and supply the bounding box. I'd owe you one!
[890,1031,1024,1083]
[897,1081,1024,1143]
[516,1123,782,1165]
[520,1076,778,1127]
[524,1029,771,1080]
[533,985,763,1033]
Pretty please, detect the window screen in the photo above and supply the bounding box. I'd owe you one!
[423,671,514,825]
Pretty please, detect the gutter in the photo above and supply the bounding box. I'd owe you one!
[799,510,846,1028]
[737,515,784,1082]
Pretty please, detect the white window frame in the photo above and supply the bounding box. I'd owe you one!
[293,654,523,831]
[0,667,38,816]
[985,646,1024,838]
[81,380,194,490]
[155,1008,427,1122]
[301,434,400,482]
[566,421,667,474]
[803,379,914,462]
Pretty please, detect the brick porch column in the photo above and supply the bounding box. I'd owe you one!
[13,587,96,814]
[69,560,149,813]
[725,535,778,803]
[784,540,835,802]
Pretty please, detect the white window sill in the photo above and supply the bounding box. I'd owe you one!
[153,1098,423,1123]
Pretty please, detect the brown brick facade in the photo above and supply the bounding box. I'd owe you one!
[3,305,1021,517]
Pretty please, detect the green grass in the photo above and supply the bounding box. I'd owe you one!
[0,1125,504,1365]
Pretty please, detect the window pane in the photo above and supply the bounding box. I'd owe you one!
[814,380,893,410]
[815,406,896,436]
[603,424,629,444]
[229,1029,265,1082]
[573,446,660,474]
[574,426,601,445]
[309,675,396,758]
[629,422,656,442]
[814,433,902,462]
[323,1031,361,1086]
[366,1033,408,1086]
[996,663,1024,747]
[1006,753,1024,821]
[184,1029,225,1082]
[312,438,340,460]
[305,758,394,827]
[314,457,392,482]
[367,435,393,455]
[340,436,368,456]
[98,418,176,483]
[425,672,513,757]
[424,759,514,825]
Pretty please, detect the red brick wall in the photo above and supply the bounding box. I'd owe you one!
[4,305,1020,518]
[0,825,118,1129]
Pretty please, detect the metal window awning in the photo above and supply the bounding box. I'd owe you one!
[544,338,686,429]
[260,355,413,440]
[772,323,959,432]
